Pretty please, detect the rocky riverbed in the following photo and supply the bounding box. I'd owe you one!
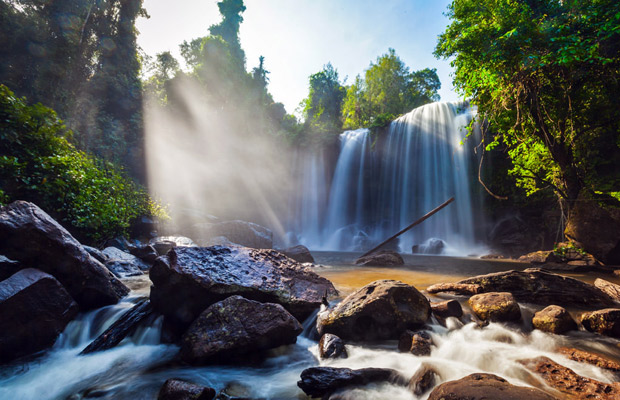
[1,201,620,400]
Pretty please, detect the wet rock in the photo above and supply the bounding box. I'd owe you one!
[319,333,348,359]
[412,238,445,255]
[0,268,78,362]
[297,367,406,398]
[201,236,240,247]
[594,278,620,302]
[408,364,438,396]
[468,292,521,322]
[279,245,314,264]
[151,240,176,256]
[150,236,196,255]
[564,192,620,265]
[532,305,577,334]
[0,255,20,281]
[580,308,620,338]
[317,280,430,341]
[130,216,158,241]
[150,246,336,330]
[354,250,404,266]
[129,244,159,264]
[180,295,302,364]
[427,268,615,309]
[431,299,463,321]
[557,347,620,372]
[398,330,432,356]
[83,246,108,264]
[427,373,558,400]
[520,356,620,399]
[81,299,154,354]
[0,201,129,309]
[192,220,273,249]
[518,250,561,264]
[102,247,150,278]
[158,378,216,400]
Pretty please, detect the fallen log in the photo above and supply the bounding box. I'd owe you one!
[80,298,154,354]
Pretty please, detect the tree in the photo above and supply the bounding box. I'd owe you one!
[435,0,620,207]
[301,63,345,135]
[208,0,246,65]
[341,49,441,129]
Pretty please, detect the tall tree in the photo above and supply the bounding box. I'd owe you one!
[301,63,345,135]
[435,0,620,206]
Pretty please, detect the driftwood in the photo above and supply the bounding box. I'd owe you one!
[360,197,455,258]
[80,299,154,355]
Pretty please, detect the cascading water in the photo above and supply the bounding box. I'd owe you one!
[292,101,485,255]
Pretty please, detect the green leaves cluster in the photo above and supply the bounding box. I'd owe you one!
[342,49,441,130]
[0,85,166,243]
[436,0,620,203]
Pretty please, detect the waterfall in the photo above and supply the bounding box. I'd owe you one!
[293,101,485,255]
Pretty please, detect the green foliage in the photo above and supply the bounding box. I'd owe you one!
[342,49,441,129]
[0,85,165,243]
[301,63,346,140]
[436,0,620,203]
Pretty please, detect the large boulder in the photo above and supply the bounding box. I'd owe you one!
[427,373,558,400]
[317,280,431,341]
[427,268,615,309]
[279,245,314,264]
[0,268,78,362]
[157,378,215,400]
[102,247,150,278]
[150,246,336,330]
[520,356,620,399]
[580,308,620,338]
[179,295,302,364]
[297,367,406,398]
[0,201,129,309]
[468,292,522,322]
[192,220,273,249]
[532,305,577,334]
[354,250,404,266]
[564,192,620,265]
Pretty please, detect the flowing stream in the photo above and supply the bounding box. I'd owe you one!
[292,102,486,255]
[1,256,619,400]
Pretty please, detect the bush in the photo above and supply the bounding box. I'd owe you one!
[0,84,166,243]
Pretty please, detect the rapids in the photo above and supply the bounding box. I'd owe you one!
[1,255,619,400]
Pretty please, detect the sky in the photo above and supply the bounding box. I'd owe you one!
[136,0,460,115]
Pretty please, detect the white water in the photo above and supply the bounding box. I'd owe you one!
[1,290,618,399]
[292,102,487,255]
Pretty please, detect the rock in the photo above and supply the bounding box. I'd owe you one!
[0,268,78,362]
[468,292,521,322]
[279,245,314,264]
[129,244,159,264]
[130,216,158,241]
[398,330,432,356]
[0,201,129,309]
[319,333,348,359]
[192,220,273,249]
[412,238,445,255]
[427,268,615,309]
[532,305,577,334]
[354,250,404,267]
[580,308,620,338]
[594,278,620,302]
[520,356,620,399]
[557,347,620,372]
[431,299,463,320]
[0,255,21,281]
[317,280,430,341]
[158,378,216,400]
[201,236,240,247]
[150,246,336,330]
[150,236,196,256]
[81,299,154,354]
[151,240,176,256]
[180,295,302,364]
[565,192,620,265]
[104,237,133,251]
[297,367,406,398]
[83,246,108,264]
[102,246,150,278]
[427,283,483,295]
[427,373,558,400]
[518,250,561,264]
[409,364,438,396]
